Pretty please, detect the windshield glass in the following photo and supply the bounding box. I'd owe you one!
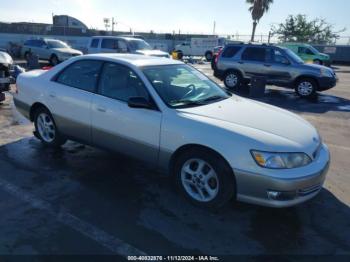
[308,45,320,54]
[128,39,152,51]
[143,64,231,108]
[284,49,304,64]
[47,40,69,49]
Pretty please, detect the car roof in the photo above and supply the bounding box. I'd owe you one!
[80,53,183,67]
[91,36,141,41]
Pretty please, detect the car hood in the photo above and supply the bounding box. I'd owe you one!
[51,48,82,55]
[178,96,320,154]
[135,49,169,57]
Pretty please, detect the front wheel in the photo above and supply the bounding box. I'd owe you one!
[34,107,66,147]
[313,59,323,65]
[295,78,317,98]
[174,149,235,208]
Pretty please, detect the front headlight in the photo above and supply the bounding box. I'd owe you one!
[320,68,334,77]
[251,150,312,169]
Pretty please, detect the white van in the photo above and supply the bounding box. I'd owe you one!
[87,36,170,58]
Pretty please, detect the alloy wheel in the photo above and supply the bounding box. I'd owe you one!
[181,158,219,202]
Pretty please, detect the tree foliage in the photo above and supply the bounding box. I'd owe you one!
[271,14,345,44]
[246,0,274,42]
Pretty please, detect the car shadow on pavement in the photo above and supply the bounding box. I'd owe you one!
[1,137,350,255]
[230,86,350,114]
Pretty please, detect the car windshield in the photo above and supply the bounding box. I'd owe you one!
[128,39,152,51]
[285,49,304,64]
[143,64,231,108]
[307,45,320,54]
[47,40,69,49]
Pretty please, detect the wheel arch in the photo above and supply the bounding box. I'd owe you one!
[29,102,50,122]
[294,75,320,88]
[169,144,234,177]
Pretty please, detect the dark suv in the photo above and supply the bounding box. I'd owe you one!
[214,43,337,98]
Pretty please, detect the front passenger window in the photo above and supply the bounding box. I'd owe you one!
[98,63,149,102]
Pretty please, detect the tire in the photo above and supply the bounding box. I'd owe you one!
[313,59,323,65]
[173,148,235,209]
[295,78,318,98]
[24,52,30,60]
[224,70,242,89]
[177,51,183,60]
[34,107,66,147]
[211,55,217,70]
[205,51,213,62]
[50,54,59,66]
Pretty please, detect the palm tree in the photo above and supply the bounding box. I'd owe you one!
[246,0,274,42]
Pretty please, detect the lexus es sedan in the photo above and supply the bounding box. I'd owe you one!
[14,54,330,208]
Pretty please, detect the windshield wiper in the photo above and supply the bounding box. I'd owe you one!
[198,95,227,103]
[170,99,205,107]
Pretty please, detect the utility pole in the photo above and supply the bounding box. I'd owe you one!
[213,21,216,35]
[111,17,116,34]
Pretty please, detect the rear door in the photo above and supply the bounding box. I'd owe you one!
[239,46,269,78]
[91,62,162,164]
[48,59,104,143]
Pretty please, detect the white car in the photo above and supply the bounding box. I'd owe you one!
[21,39,83,65]
[14,54,330,208]
[88,36,170,58]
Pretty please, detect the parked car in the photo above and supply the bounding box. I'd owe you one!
[0,51,13,102]
[14,54,330,208]
[279,43,331,66]
[87,36,170,58]
[21,39,83,65]
[175,37,226,61]
[211,46,223,70]
[215,43,337,98]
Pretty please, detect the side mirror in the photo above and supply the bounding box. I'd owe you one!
[128,97,153,109]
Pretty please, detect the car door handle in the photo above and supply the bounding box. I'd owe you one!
[97,107,106,112]
[238,61,244,64]
[49,93,56,98]
[264,64,272,67]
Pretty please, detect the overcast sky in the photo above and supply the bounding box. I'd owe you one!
[1,0,349,36]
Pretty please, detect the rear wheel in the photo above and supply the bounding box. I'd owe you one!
[34,107,66,147]
[174,148,235,208]
[224,70,242,89]
[50,54,59,66]
[176,51,183,60]
[295,78,317,98]
[205,51,213,62]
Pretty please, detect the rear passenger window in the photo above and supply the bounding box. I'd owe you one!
[98,63,149,102]
[90,39,99,48]
[241,47,266,62]
[56,60,103,92]
[222,46,241,58]
[101,39,118,49]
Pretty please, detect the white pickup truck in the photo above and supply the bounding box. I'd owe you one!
[0,51,13,102]
[175,37,226,61]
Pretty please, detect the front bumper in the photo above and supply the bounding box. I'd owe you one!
[234,145,330,208]
[318,76,337,91]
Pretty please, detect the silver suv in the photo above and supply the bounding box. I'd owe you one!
[214,43,337,98]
